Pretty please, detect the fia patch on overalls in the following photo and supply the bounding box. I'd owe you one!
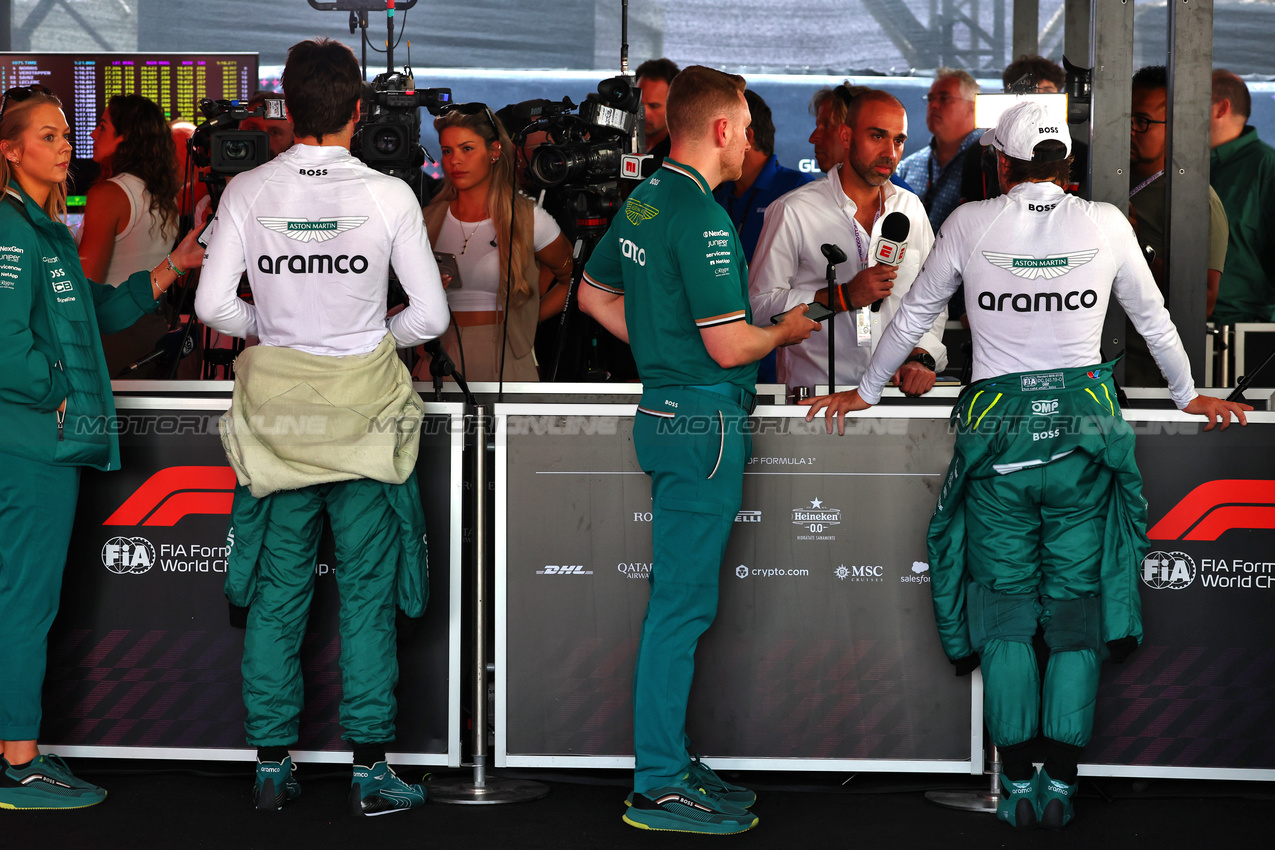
[1020,372,1065,392]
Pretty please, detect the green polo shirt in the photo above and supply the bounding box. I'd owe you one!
[583,159,756,391]
[1209,126,1275,324]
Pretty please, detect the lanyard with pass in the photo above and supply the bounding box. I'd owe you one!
[849,189,883,346]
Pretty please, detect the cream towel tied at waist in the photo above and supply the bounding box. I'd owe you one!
[220,332,424,497]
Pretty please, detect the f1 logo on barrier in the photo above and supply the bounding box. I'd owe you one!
[103,466,237,527]
[1148,480,1275,541]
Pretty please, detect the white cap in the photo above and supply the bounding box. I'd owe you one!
[980,101,1071,162]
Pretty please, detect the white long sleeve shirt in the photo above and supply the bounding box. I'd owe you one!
[196,144,449,356]
[749,166,946,389]
[858,181,1196,407]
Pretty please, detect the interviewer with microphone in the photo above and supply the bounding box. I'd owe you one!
[750,89,946,395]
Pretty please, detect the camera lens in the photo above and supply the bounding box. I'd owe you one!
[530,146,572,187]
[373,127,402,156]
[223,140,252,161]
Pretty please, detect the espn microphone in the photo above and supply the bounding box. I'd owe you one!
[870,211,910,312]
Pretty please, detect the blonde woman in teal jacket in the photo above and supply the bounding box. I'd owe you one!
[0,84,203,810]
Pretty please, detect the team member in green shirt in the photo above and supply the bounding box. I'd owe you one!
[1209,69,1275,324]
[581,65,817,835]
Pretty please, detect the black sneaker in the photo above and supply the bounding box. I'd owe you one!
[253,756,301,811]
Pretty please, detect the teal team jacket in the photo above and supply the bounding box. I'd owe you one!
[0,184,159,470]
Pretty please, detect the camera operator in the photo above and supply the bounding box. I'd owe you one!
[635,58,679,165]
[416,104,573,382]
[195,38,448,816]
[238,91,295,161]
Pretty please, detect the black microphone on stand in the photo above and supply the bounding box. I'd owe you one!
[821,243,847,393]
[116,327,197,378]
[870,211,910,312]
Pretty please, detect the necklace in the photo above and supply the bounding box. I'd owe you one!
[458,219,484,255]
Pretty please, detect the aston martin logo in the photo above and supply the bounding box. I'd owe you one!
[982,249,1098,280]
[624,199,659,226]
[257,217,369,243]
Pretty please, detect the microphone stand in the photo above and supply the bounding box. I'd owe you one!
[1227,344,1275,405]
[422,338,475,407]
[820,243,847,393]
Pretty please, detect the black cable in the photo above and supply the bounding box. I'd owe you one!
[498,176,517,402]
[365,8,408,53]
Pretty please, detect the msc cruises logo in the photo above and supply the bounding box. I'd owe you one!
[982,249,1098,280]
[257,217,369,243]
[624,199,659,225]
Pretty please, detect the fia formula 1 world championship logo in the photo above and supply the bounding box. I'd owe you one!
[102,536,156,575]
[1141,551,1196,590]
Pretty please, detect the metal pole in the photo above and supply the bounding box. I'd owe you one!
[1090,0,1135,383]
[1164,0,1214,384]
[0,0,12,51]
[473,403,488,788]
[431,404,548,805]
[1013,0,1040,59]
[925,744,1001,813]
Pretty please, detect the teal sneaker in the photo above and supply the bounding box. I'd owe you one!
[349,761,427,817]
[623,772,758,835]
[254,756,301,811]
[1037,768,1078,829]
[687,755,756,808]
[995,771,1038,829]
[0,753,107,810]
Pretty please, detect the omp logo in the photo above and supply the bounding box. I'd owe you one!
[103,466,236,527]
[1148,480,1275,541]
[102,536,156,575]
[982,249,1098,280]
[536,565,593,575]
[624,198,659,225]
[1142,551,1196,590]
[1031,399,1059,415]
[257,216,368,243]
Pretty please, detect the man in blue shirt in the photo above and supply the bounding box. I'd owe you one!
[896,68,982,232]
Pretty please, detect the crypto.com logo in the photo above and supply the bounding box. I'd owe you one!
[103,466,237,527]
[1147,480,1275,541]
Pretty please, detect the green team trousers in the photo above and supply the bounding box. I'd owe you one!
[0,453,79,741]
[240,477,402,747]
[964,450,1109,749]
[630,385,752,794]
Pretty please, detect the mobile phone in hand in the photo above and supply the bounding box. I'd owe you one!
[771,301,834,324]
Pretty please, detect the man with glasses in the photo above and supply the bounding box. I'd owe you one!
[196,38,449,815]
[896,69,981,232]
[1124,65,1229,386]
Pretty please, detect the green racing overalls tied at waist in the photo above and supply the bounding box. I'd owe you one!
[925,361,1148,747]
